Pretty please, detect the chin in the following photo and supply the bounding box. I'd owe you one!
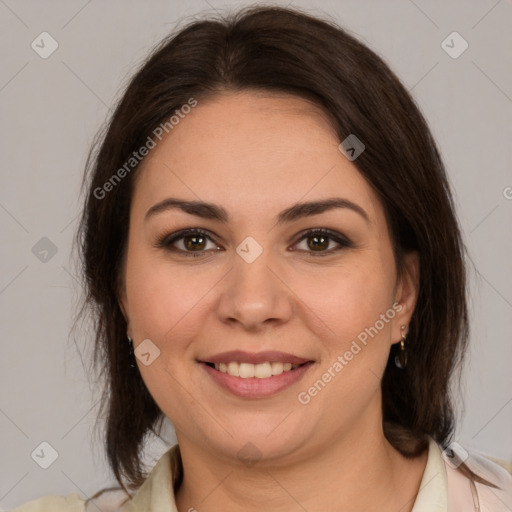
[201,421,312,465]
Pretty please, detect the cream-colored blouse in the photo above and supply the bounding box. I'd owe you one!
[11,437,512,511]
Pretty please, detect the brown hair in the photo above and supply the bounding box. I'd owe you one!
[77,4,478,495]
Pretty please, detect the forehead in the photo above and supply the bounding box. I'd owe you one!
[132,91,382,223]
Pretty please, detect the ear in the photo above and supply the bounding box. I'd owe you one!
[392,251,420,343]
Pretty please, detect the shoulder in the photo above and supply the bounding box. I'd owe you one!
[471,451,512,510]
[10,493,86,512]
[10,489,131,512]
[445,445,512,511]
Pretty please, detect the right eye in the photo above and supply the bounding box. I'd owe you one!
[156,228,223,258]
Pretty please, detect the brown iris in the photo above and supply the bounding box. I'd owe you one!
[308,234,329,251]
[184,234,207,251]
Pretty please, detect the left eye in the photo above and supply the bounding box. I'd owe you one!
[158,229,219,256]
[292,229,352,256]
[157,228,351,257]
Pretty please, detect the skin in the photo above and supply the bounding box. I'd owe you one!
[119,91,427,512]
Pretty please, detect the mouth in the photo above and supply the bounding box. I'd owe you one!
[203,360,308,379]
[198,359,315,398]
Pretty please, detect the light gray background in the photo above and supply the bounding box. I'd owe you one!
[1,0,511,508]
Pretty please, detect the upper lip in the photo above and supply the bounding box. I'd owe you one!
[198,350,313,365]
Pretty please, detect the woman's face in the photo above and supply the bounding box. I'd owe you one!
[120,91,418,465]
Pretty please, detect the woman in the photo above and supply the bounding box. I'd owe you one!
[14,5,512,511]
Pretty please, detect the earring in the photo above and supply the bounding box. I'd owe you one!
[394,325,407,369]
[127,336,136,368]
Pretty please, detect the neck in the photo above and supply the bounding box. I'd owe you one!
[174,419,428,512]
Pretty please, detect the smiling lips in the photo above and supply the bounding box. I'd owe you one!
[200,349,312,365]
[213,361,301,378]
[198,350,314,397]
[199,349,312,378]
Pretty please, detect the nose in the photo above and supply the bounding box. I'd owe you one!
[216,249,294,331]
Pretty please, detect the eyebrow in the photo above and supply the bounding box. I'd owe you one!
[144,197,370,224]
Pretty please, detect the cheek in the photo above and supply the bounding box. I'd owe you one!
[295,268,396,416]
[124,247,223,348]
[296,256,395,340]
[296,255,396,398]
[126,244,396,348]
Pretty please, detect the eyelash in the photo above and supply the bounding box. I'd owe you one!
[156,228,353,258]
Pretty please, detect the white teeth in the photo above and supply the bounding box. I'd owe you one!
[212,361,301,378]
[254,362,272,379]
[270,361,284,375]
[239,362,255,378]
[227,361,239,376]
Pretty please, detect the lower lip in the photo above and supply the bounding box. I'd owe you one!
[199,361,314,398]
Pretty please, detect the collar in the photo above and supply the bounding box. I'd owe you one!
[121,438,447,511]
[122,443,181,512]
[411,437,448,511]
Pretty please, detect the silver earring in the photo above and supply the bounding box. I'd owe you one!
[394,325,407,369]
